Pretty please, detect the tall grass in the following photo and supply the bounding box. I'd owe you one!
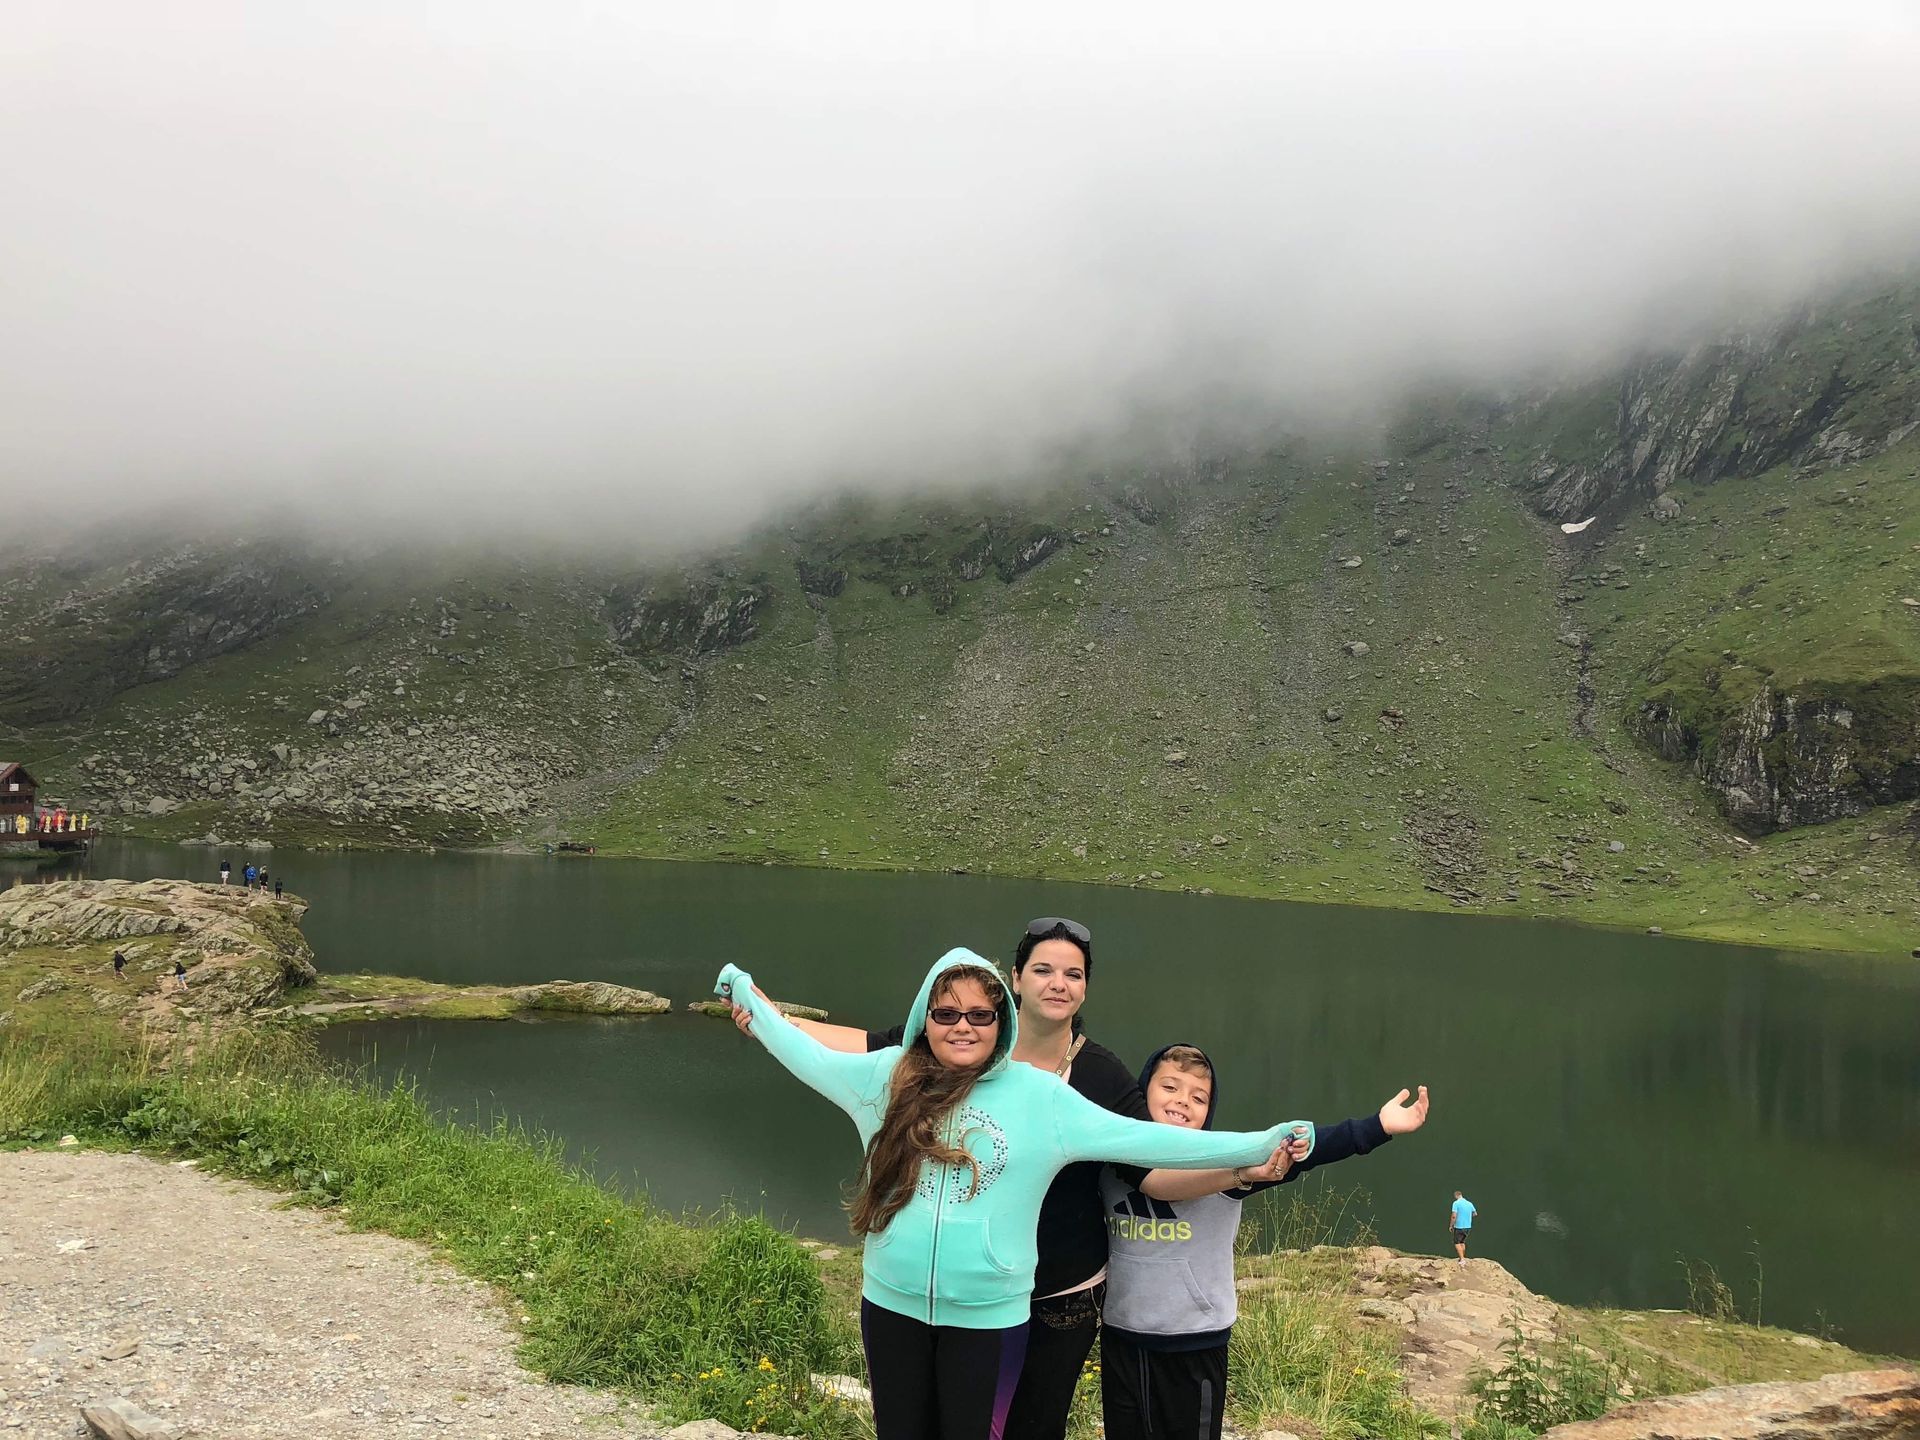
[1,1019,869,1438]
[1226,1185,1442,1440]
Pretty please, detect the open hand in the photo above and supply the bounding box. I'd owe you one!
[1379,1085,1429,1135]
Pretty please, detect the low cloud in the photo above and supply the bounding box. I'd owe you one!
[4,1,1919,547]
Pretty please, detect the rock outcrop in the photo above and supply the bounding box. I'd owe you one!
[1538,1368,1920,1440]
[503,980,670,1014]
[1634,680,1920,832]
[1512,284,1920,522]
[0,879,317,1039]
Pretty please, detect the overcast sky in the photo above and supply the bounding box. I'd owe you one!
[5,2,1920,546]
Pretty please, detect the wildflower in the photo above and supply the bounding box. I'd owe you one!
[758,1356,776,1372]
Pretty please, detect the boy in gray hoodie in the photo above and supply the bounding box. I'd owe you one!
[1100,1044,1429,1440]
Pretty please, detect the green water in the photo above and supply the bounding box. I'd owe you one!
[71,840,1920,1355]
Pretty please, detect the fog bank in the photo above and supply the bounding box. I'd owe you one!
[5,2,1920,544]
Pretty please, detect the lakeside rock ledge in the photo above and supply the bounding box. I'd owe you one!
[1539,1368,1920,1440]
[0,878,671,1037]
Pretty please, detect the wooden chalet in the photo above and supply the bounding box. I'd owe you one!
[0,762,98,851]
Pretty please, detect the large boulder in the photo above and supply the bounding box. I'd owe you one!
[1539,1368,1920,1440]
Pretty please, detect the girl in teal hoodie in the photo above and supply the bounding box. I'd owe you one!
[715,949,1313,1440]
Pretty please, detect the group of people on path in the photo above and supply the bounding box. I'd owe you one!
[217,859,282,897]
[721,916,1444,1440]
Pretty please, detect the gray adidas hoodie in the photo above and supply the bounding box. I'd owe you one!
[1100,1043,1389,1352]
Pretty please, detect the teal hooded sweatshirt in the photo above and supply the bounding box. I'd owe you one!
[716,949,1315,1330]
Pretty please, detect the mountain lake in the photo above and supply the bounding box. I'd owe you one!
[67,839,1920,1356]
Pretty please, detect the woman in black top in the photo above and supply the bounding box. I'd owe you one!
[735,916,1139,1440]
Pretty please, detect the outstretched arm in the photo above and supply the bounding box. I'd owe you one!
[1053,1083,1315,1171]
[1140,1134,1306,1202]
[1198,1090,1428,1198]
[715,964,892,1118]
[730,984,870,1053]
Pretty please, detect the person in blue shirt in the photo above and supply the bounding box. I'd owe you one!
[1450,1190,1478,1265]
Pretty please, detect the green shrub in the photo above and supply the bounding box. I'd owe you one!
[1464,1320,1632,1439]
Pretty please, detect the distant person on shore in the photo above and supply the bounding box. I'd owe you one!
[273,879,284,899]
[172,959,188,991]
[734,917,1150,1440]
[1450,1190,1477,1265]
[258,866,270,892]
[243,863,257,889]
[112,950,127,980]
[219,859,231,884]
[718,951,1314,1440]
[1099,1048,1428,1440]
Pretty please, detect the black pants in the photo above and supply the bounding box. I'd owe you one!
[1002,1281,1106,1440]
[1101,1332,1229,1440]
[860,1299,1030,1440]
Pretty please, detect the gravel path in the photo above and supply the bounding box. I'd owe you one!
[0,1149,661,1438]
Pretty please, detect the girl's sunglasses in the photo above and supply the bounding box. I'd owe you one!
[928,1006,1001,1027]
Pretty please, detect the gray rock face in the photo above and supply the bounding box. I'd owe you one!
[1514,285,1920,522]
[1636,682,1920,832]
[0,541,332,727]
[1537,1368,1920,1440]
[604,574,767,657]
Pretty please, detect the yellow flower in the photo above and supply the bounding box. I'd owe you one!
[758,1356,776,1372]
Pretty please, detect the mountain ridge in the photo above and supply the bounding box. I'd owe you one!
[5,283,1917,955]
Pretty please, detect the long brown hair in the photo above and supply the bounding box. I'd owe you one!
[847,964,1007,1238]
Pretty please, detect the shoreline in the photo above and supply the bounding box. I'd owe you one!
[89,826,1920,960]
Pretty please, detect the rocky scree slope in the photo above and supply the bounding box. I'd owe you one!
[4,284,1917,951]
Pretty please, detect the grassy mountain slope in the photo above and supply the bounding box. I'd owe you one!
[6,294,1918,956]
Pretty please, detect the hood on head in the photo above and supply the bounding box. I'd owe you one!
[903,947,1018,1072]
[1137,1042,1219,1129]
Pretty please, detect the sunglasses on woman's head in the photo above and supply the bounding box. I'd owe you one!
[1025,916,1091,944]
[928,1006,1001,1027]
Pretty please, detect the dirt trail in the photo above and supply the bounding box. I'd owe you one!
[0,1149,658,1439]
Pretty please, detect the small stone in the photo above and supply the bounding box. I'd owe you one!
[1324,708,1343,722]
[100,1341,140,1361]
[1607,840,1626,853]
[1210,834,1229,847]
[79,1397,184,1440]
[1342,640,1370,658]
[1647,926,1663,935]
[57,1134,78,1147]
[1163,750,1187,765]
